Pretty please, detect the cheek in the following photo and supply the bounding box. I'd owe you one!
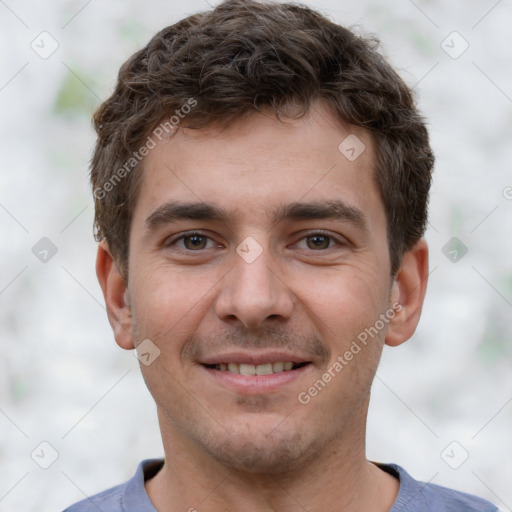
[297,263,388,337]
[130,265,217,351]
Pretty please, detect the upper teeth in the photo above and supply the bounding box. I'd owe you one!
[216,362,294,375]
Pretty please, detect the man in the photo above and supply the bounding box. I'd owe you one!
[64,0,499,510]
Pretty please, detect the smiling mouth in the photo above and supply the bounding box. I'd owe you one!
[203,361,310,375]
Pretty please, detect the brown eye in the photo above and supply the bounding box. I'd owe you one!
[166,232,218,251]
[182,235,208,250]
[306,234,332,250]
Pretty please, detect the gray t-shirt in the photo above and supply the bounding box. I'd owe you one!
[63,459,499,511]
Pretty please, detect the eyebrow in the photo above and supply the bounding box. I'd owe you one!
[144,199,368,232]
[273,200,368,230]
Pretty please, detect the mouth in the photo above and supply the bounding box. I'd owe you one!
[203,361,310,375]
[198,353,314,393]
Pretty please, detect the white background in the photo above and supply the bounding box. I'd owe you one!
[1,0,511,510]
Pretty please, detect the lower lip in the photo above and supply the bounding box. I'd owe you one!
[201,364,312,393]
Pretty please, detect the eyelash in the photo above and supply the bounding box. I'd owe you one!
[166,230,220,251]
[165,230,345,252]
[293,230,344,250]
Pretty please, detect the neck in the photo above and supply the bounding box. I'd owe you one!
[146,401,399,512]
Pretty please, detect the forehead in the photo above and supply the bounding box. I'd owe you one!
[131,103,384,233]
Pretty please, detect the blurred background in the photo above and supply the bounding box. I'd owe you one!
[0,0,511,510]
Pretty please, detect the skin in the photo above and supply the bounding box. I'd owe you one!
[97,101,429,512]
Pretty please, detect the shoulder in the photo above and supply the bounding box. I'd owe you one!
[420,481,498,512]
[382,463,499,512]
[62,459,164,512]
[63,482,125,511]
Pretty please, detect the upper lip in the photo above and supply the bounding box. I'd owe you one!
[199,351,311,366]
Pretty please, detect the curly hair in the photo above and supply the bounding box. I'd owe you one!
[90,0,434,281]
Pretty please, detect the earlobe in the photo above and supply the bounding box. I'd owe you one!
[385,238,429,347]
[96,240,135,350]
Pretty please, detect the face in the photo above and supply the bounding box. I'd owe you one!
[124,103,397,473]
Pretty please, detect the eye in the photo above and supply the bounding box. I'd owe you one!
[167,231,219,251]
[294,232,342,251]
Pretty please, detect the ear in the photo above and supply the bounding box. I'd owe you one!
[96,240,134,350]
[385,238,429,347]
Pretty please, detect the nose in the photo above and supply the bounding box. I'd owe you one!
[214,241,295,331]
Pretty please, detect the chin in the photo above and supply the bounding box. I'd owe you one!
[200,423,330,474]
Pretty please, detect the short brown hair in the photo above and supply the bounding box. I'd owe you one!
[90,0,434,281]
